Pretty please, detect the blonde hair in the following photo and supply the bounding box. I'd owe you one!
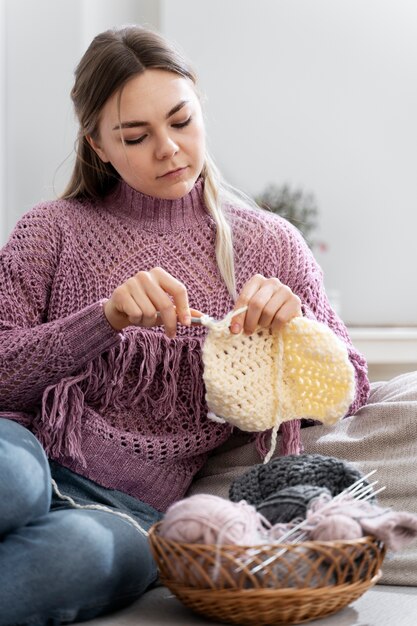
[200,154,235,299]
[62,24,260,300]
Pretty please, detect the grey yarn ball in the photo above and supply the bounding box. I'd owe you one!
[256,484,332,524]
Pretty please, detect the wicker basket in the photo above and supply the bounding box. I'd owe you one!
[148,522,385,625]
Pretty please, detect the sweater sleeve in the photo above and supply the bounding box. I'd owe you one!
[262,214,370,414]
[0,207,122,411]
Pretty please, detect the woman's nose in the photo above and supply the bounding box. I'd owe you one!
[155,133,179,160]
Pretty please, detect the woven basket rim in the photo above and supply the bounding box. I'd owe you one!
[149,521,381,550]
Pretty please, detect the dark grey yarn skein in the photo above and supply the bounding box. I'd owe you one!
[229,454,367,506]
[257,484,332,524]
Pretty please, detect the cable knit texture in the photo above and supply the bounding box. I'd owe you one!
[229,453,367,506]
[0,179,369,511]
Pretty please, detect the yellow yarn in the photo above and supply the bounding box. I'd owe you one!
[201,309,356,462]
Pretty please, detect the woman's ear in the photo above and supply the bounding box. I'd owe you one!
[86,135,110,163]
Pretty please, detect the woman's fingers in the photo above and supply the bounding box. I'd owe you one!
[148,268,190,336]
[258,288,302,328]
[230,274,264,334]
[104,269,301,338]
[232,275,302,335]
[239,283,278,334]
[269,295,302,332]
[104,267,190,337]
[189,308,203,323]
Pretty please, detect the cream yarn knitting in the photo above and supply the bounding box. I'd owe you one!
[201,308,356,462]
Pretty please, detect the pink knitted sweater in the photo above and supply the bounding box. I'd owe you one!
[0,178,369,511]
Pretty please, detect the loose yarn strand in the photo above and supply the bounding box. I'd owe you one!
[199,306,249,333]
[263,329,285,463]
[51,478,149,538]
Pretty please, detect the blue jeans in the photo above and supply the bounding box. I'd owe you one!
[0,418,163,626]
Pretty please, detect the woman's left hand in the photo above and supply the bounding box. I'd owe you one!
[230,274,302,335]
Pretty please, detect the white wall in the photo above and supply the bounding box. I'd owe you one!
[162,0,417,325]
[2,0,160,242]
[81,0,160,51]
[4,0,84,235]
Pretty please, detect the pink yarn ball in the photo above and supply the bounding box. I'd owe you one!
[160,494,266,545]
[310,514,363,541]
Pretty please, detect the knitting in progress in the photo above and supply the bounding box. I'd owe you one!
[0,178,369,511]
[201,309,356,461]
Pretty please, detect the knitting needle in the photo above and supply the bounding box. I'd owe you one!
[249,482,387,575]
[334,469,377,498]
[353,481,379,500]
[245,482,381,576]
[190,316,205,324]
[178,305,249,325]
[279,484,387,547]
[268,470,378,545]
[270,470,380,546]
[248,482,388,575]
[235,472,383,575]
[155,308,207,325]
[336,475,377,500]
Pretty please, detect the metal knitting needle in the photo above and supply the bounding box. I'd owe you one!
[234,472,383,575]
[155,311,214,325]
[190,317,205,324]
[333,470,378,500]
[246,484,379,576]
[247,482,387,575]
[274,484,387,549]
[337,477,377,500]
[353,481,379,500]
[273,470,379,546]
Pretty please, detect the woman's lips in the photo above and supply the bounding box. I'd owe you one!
[159,166,188,179]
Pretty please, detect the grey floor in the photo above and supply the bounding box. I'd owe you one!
[79,584,417,626]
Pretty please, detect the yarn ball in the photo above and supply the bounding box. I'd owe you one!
[265,547,337,588]
[308,514,364,542]
[202,315,355,433]
[256,485,332,524]
[159,494,267,546]
[229,453,367,506]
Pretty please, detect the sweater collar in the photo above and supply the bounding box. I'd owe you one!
[103,177,210,233]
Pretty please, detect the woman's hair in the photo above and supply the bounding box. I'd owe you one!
[63,25,241,299]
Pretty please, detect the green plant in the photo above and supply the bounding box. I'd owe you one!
[255,183,321,250]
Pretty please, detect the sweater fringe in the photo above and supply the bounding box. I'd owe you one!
[34,330,205,464]
[254,419,302,460]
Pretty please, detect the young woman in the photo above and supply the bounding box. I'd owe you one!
[0,25,369,625]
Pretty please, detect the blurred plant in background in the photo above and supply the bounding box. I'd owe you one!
[255,183,327,252]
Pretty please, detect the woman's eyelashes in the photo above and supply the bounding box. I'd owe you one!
[124,135,147,145]
[123,117,192,146]
[172,116,192,129]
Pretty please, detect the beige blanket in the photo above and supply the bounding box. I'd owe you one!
[188,371,417,585]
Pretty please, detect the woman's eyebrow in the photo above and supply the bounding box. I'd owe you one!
[112,100,190,131]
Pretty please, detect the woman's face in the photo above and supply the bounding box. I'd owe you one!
[89,69,206,199]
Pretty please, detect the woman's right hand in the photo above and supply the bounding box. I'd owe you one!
[103,267,191,338]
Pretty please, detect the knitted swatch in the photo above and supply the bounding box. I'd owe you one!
[201,309,356,461]
[229,453,366,505]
